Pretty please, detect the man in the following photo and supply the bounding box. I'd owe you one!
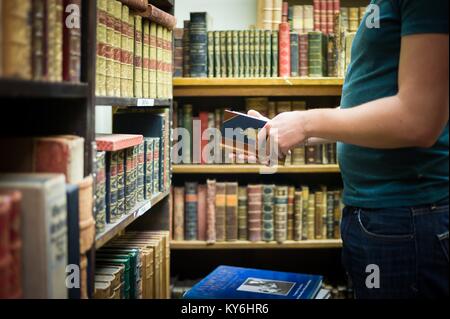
[250,0,448,298]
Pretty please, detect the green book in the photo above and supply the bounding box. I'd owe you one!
[262,185,275,242]
[238,186,248,240]
[220,31,227,77]
[244,30,251,78]
[254,30,261,77]
[249,30,255,77]
[214,31,221,78]
[264,31,272,77]
[271,31,279,77]
[182,104,193,164]
[226,31,233,77]
[274,186,288,244]
[96,257,132,299]
[238,31,245,78]
[232,31,240,78]
[207,31,215,78]
[259,30,266,78]
[308,31,324,77]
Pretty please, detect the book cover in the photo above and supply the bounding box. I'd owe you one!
[206,180,217,243]
[94,151,106,232]
[197,184,207,241]
[248,185,262,242]
[238,186,248,241]
[215,182,227,242]
[190,12,208,78]
[184,265,323,299]
[274,186,288,243]
[294,190,303,241]
[63,0,82,82]
[143,4,177,30]
[184,182,198,241]
[173,187,184,241]
[225,183,238,242]
[66,184,81,299]
[287,186,295,240]
[290,32,299,77]
[262,185,275,242]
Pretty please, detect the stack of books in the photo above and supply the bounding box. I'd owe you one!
[94,231,170,299]
[0,0,82,82]
[95,0,176,99]
[172,181,342,243]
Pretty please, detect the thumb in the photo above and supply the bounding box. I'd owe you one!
[248,110,269,121]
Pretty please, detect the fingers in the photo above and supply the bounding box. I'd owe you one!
[248,110,270,122]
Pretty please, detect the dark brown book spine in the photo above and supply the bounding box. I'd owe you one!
[206,180,216,243]
[197,184,207,241]
[215,183,227,242]
[225,183,238,241]
[63,0,82,82]
[32,0,46,80]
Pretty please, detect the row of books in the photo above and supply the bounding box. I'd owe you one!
[0,136,95,299]
[172,182,343,243]
[94,231,170,299]
[0,0,82,82]
[172,101,337,165]
[256,0,366,34]
[95,0,176,99]
[94,109,172,233]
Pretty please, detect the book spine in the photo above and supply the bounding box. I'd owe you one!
[156,25,164,98]
[247,185,262,242]
[263,0,273,30]
[182,20,190,77]
[226,31,233,77]
[348,7,359,32]
[220,31,227,78]
[214,31,221,77]
[173,187,184,241]
[153,138,160,193]
[113,1,122,96]
[184,182,198,241]
[249,30,255,77]
[290,32,299,77]
[301,186,310,240]
[136,142,145,202]
[307,193,315,239]
[132,146,139,206]
[254,30,260,78]
[173,28,184,77]
[304,5,314,33]
[142,19,150,98]
[308,31,323,77]
[125,147,134,211]
[314,190,324,239]
[215,183,227,242]
[292,146,306,165]
[231,30,239,78]
[313,0,320,32]
[144,139,154,199]
[133,15,143,98]
[206,180,217,243]
[0,196,11,299]
[238,186,248,240]
[94,151,106,233]
[272,0,282,31]
[197,184,207,241]
[207,31,214,78]
[32,0,46,81]
[106,151,119,223]
[271,31,278,77]
[306,145,322,164]
[243,31,250,78]
[149,22,157,98]
[120,0,148,12]
[182,104,192,164]
[119,6,128,97]
[326,190,335,239]
[96,0,107,96]
[298,33,309,77]
[320,0,327,34]
[333,190,342,239]
[287,186,295,240]
[274,186,288,243]
[239,31,245,78]
[225,183,238,241]
[127,12,135,98]
[262,185,275,242]
[54,0,63,81]
[190,12,208,77]
[294,190,303,241]
[264,31,272,77]
[145,4,177,30]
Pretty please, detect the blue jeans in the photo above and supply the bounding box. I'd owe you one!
[341,199,449,299]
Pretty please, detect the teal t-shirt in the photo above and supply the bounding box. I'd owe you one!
[338,0,449,208]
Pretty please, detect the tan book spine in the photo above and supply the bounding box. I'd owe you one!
[225,182,238,242]
[113,1,122,96]
[173,187,184,241]
[206,179,216,243]
[307,192,315,239]
[142,19,151,98]
[97,0,108,96]
[105,0,115,95]
[287,186,295,240]
[149,22,157,98]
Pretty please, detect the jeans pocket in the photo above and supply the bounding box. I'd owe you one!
[437,231,449,262]
[357,208,414,241]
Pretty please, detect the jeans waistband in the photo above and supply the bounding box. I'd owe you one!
[345,197,449,214]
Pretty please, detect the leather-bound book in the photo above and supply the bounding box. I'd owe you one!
[141,4,176,30]
[1,0,32,79]
[333,190,342,239]
[274,186,288,243]
[112,1,122,97]
[306,145,322,165]
[117,150,126,216]
[226,31,233,77]
[150,22,157,97]
[119,0,148,12]
[247,185,262,242]
[144,138,154,199]
[262,185,275,242]
[32,0,46,80]
[225,183,238,242]
[294,190,303,241]
[206,180,216,243]
[136,142,145,203]
[96,0,108,96]
[133,14,143,98]
[287,186,295,240]
[0,195,11,299]
[326,190,335,239]
[215,182,227,242]
[307,192,315,240]
[94,151,106,233]
[290,32,299,77]
[66,184,81,299]
[197,184,207,241]
[219,31,227,77]
[190,12,208,78]
[142,20,151,98]
[184,182,198,241]
[0,174,68,299]
[253,30,260,78]
[301,186,310,240]
[298,33,309,77]
[78,176,95,255]
[238,186,248,241]
[63,0,82,82]
[271,31,278,77]
[264,30,272,77]
[182,20,190,77]
[173,28,184,77]
[213,31,221,78]
[173,187,184,241]
[314,188,325,240]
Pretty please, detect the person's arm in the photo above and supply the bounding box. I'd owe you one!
[263,34,449,155]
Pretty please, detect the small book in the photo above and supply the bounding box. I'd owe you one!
[184,265,323,299]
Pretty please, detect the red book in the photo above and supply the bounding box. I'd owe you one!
[197,184,207,241]
[63,0,82,82]
[120,0,148,12]
[0,195,11,299]
[278,22,291,77]
[143,4,177,30]
[326,0,334,34]
[199,112,209,164]
[313,0,321,31]
[96,134,144,152]
[299,33,309,77]
[320,0,327,34]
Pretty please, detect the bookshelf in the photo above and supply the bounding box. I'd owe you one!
[96,96,172,108]
[171,239,343,250]
[96,190,171,249]
[0,79,90,99]
[173,77,344,97]
[173,164,340,174]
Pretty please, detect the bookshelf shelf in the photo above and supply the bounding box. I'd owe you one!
[170,240,343,250]
[173,164,341,174]
[0,79,89,99]
[96,96,172,108]
[173,77,344,97]
[95,190,170,249]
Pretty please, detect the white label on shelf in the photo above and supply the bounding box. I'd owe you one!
[137,99,154,107]
[135,201,152,218]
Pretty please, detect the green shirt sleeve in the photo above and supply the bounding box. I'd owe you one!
[399,0,448,36]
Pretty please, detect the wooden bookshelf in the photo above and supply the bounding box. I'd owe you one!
[173,77,344,97]
[173,164,340,174]
[96,96,172,108]
[95,190,171,249]
[0,79,89,99]
[170,240,343,250]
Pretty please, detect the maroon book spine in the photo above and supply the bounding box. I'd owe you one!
[144,4,177,30]
[63,0,82,82]
[119,0,148,12]
[197,184,207,241]
[313,0,321,32]
[278,22,291,77]
[299,33,309,77]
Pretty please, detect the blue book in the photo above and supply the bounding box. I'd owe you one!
[184,266,323,299]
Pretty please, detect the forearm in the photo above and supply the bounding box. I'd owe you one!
[303,94,447,149]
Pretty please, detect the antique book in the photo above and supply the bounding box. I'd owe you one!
[290,32,299,77]
[238,186,248,241]
[247,185,262,242]
[206,180,217,243]
[326,190,335,239]
[142,4,177,30]
[182,20,190,77]
[94,151,106,232]
[0,174,68,299]
[262,185,275,242]
[225,183,238,242]
[253,30,260,78]
[32,0,46,81]
[149,21,157,98]
[320,0,327,34]
[122,2,133,97]
[243,30,250,78]
[301,186,310,240]
[327,33,338,77]
[292,6,303,33]
[306,145,322,164]
[207,31,214,78]
[65,184,81,299]
[248,30,255,77]
[298,33,309,77]
[333,190,342,239]
[213,31,221,78]
[133,14,143,98]
[272,0,283,31]
[274,186,288,243]
[96,134,144,152]
[264,30,272,77]
[287,186,295,240]
[155,25,164,98]
[292,146,306,165]
[303,5,314,32]
[215,183,227,242]
[239,30,245,78]
[314,188,325,240]
[78,176,95,255]
[220,31,227,78]
[119,0,148,12]
[348,7,359,32]
[197,184,207,241]
[263,0,273,30]
[96,0,108,96]
[142,20,151,98]
[63,0,82,82]
[144,138,154,199]
[307,192,315,240]
[1,0,32,79]
[173,28,183,77]
[182,104,193,164]
[116,150,126,216]
[313,0,321,32]
[294,190,303,241]
[190,12,208,78]
[271,31,278,77]
[308,31,324,77]
[226,31,233,77]
[136,142,145,202]
[104,0,115,96]
[173,187,184,241]
[245,97,269,117]
[0,136,84,184]
[199,111,209,164]
[184,182,198,241]
[0,195,11,299]
[233,31,240,78]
